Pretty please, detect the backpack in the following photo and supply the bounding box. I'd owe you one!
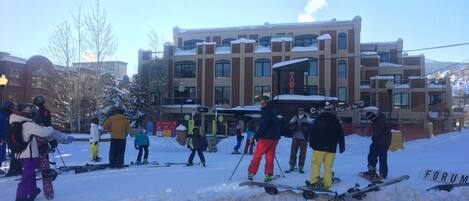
[6,121,32,155]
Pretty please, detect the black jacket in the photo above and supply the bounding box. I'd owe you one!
[189,134,208,150]
[371,113,392,146]
[309,112,345,153]
[289,114,312,140]
[36,106,52,127]
[255,102,281,140]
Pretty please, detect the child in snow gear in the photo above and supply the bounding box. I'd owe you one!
[232,124,244,154]
[307,102,345,189]
[243,120,256,155]
[0,101,15,175]
[187,127,207,166]
[247,96,281,182]
[103,108,131,168]
[89,117,101,162]
[286,107,312,174]
[13,104,73,201]
[134,130,150,164]
[361,111,392,179]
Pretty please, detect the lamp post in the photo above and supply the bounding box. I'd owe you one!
[0,75,9,105]
[385,80,394,125]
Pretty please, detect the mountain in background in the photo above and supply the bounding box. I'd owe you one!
[425,58,467,75]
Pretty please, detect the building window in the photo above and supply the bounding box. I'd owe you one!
[215,60,231,78]
[394,93,409,109]
[338,60,347,79]
[305,85,318,95]
[173,87,196,104]
[255,59,271,77]
[215,86,230,105]
[174,61,196,78]
[309,58,318,76]
[221,38,236,47]
[9,69,22,85]
[338,32,347,50]
[259,36,271,47]
[32,76,45,88]
[382,74,402,84]
[338,87,347,102]
[183,39,203,50]
[254,86,271,100]
[379,52,390,63]
[429,94,442,105]
[294,34,318,47]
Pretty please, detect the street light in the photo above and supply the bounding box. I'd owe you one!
[385,80,394,124]
[0,74,9,105]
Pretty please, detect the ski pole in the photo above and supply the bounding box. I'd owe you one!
[229,152,246,180]
[274,155,285,178]
[56,147,67,167]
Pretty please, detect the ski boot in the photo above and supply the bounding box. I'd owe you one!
[231,150,241,154]
[248,174,254,181]
[136,161,142,165]
[285,166,295,173]
[142,160,149,165]
[202,162,206,167]
[264,175,273,182]
[305,180,322,189]
[299,166,305,174]
[186,163,194,166]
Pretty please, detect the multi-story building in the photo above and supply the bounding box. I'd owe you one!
[72,61,128,79]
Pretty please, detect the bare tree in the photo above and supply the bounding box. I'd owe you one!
[72,2,84,131]
[84,0,118,114]
[147,29,160,53]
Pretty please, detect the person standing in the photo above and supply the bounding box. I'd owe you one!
[134,131,150,164]
[361,110,392,179]
[243,120,257,155]
[232,124,244,154]
[247,96,281,182]
[103,108,131,168]
[0,101,15,175]
[286,106,312,174]
[306,102,345,189]
[186,126,207,167]
[89,117,102,162]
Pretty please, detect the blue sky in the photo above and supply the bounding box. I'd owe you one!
[0,0,468,76]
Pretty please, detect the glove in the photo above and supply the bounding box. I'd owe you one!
[339,146,345,154]
[49,140,58,148]
[135,145,138,150]
[64,136,74,144]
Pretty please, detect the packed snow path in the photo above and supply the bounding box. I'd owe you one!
[1,130,469,201]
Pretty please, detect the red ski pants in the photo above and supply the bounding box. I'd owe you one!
[248,139,279,176]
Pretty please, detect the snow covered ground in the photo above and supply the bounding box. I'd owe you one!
[1,130,469,201]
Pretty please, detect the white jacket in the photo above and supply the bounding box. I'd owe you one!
[9,114,54,159]
[89,123,100,143]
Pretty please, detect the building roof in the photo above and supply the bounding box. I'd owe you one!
[0,55,27,64]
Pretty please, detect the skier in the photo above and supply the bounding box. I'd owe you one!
[232,124,244,154]
[134,130,150,164]
[243,120,256,155]
[247,96,281,182]
[361,110,392,179]
[89,117,102,162]
[33,96,58,200]
[186,126,207,167]
[103,108,131,168]
[0,101,15,175]
[13,104,73,201]
[286,106,312,174]
[306,102,345,189]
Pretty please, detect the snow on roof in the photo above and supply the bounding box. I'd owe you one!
[270,36,293,42]
[379,62,403,67]
[370,76,394,80]
[273,94,338,101]
[361,106,379,112]
[291,45,319,52]
[175,48,196,56]
[272,58,309,69]
[215,46,231,54]
[317,34,331,40]
[254,45,271,53]
[409,76,427,80]
[196,42,217,45]
[176,124,187,131]
[0,55,26,64]
[230,38,256,44]
[164,41,174,46]
[361,51,378,56]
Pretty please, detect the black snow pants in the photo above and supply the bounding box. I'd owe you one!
[367,143,389,178]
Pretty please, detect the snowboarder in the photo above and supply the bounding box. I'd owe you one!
[89,117,102,162]
[286,106,312,174]
[13,104,73,201]
[0,101,15,175]
[232,124,244,154]
[247,96,281,182]
[186,126,207,167]
[306,102,345,189]
[134,130,150,164]
[243,120,256,155]
[361,110,392,179]
[103,108,131,168]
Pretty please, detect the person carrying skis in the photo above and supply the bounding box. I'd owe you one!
[286,106,312,174]
[186,126,207,167]
[306,102,345,189]
[0,101,15,175]
[232,124,244,154]
[134,130,150,164]
[103,108,131,168]
[243,120,257,155]
[247,96,281,182]
[361,110,392,179]
[13,104,73,201]
[89,117,102,162]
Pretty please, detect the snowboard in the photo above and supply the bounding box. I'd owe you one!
[337,175,409,200]
[130,162,171,168]
[74,163,130,174]
[359,172,383,184]
[426,183,469,192]
[239,180,336,199]
[39,151,54,200]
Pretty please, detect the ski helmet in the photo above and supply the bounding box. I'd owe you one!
[18,103,39,119]
[324,101,335,110]
[2,100,15,112]
[33,95,46,106]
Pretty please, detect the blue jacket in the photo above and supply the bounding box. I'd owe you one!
[134,133,149,146]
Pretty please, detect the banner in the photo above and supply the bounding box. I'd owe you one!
[154,121,178,137]
[421,169,469,184]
